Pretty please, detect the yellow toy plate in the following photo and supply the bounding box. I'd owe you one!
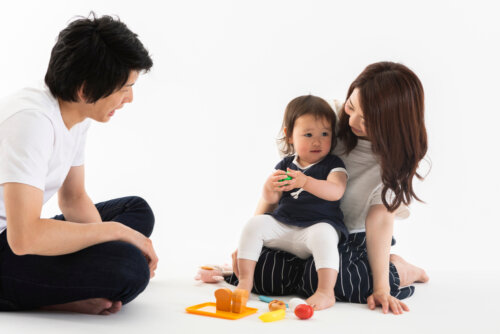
[186,302,258,320]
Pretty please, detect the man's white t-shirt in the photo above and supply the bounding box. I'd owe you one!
[0,84,91,233]
[330,100,409,233]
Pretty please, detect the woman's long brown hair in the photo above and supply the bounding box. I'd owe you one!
[338,62,428,212]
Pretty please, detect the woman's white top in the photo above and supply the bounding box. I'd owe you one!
[331,101,409,233]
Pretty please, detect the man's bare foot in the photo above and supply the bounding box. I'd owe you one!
[41,298,122,315]
[390,254,429,287]
[306,290,335,310]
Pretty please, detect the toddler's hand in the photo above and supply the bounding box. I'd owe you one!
[265,170,292,192]
[277,168,309,191]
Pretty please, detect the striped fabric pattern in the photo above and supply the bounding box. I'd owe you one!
[225,232,415,303]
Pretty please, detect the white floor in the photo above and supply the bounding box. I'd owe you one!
[1,269,499,334]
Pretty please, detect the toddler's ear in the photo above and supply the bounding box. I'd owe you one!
[284,127,292,144]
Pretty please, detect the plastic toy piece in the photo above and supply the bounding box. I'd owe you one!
[268,300,287,311]
[294,304,314,320]
[259,309,286,322]
[289,297,306,311]
[278,172,293,182]
[186,302,258,320]
[195,264,233,283]
[214,288,232,312]
[258,295,289,308]
[231,289,249,314]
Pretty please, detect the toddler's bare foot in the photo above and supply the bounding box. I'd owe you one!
[306,290,335,310]
[390,254,429,287]
[41,298,122,315]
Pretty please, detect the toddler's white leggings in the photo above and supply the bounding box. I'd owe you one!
[237,214,340,270]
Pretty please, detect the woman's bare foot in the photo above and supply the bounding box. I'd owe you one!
[41,298,122,315]
[390,254,429,287]
[306,290,336,310]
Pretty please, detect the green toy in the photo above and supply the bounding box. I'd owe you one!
[279,172,292,182]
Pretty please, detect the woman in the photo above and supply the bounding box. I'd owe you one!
[0,14,158,315]
[227,61,429,315]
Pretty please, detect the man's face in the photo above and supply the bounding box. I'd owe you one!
[86,70,139,123]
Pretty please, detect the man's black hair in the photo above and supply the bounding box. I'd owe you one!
[45,12,153,103]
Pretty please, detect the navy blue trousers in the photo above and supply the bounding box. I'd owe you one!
[225,232,414,303]
[0,196,154,311]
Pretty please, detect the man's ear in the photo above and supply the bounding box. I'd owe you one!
[77,86,87,103]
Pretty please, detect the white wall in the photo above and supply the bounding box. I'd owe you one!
[1,0,498,278]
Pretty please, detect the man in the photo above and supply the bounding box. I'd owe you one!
[0,13,158,315]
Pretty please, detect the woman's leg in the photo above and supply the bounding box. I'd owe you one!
[0,196,155,313]
[389,254,429,286]
[299,233,418,303]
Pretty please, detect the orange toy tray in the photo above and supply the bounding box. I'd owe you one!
[186,302,258,320]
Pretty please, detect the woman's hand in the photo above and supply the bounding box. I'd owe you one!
[367,289,409,315]
[117,223,159,278]
[231,249,239,278]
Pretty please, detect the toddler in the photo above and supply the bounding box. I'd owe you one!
[236,95,348,310]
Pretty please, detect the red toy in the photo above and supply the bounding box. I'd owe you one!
[294,304,314,320]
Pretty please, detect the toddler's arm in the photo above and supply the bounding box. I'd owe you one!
[283,168,347,201]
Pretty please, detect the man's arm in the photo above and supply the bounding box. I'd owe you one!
[4,182,158,277]
[58,165,101,224]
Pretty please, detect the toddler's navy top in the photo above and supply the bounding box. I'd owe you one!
[269,154,348,238]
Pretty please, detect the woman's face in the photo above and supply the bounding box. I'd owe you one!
[344,88,368,137]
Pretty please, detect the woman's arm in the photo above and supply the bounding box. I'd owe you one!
[3,182,158,277]
[58,165,102,224]
[365,204,409,314]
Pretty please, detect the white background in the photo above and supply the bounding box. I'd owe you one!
[1,0,498,280]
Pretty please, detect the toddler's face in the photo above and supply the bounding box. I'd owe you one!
[288,114,332,167]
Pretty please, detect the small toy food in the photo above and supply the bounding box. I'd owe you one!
[294,304,314,320]
[214,288,232,312]
[289,297,306,311]
[268,300,287,311]
[231,289,249,313]
[259,309,286,322]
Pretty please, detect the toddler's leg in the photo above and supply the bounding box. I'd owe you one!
[304,223,340,310]
[237,215,287,293]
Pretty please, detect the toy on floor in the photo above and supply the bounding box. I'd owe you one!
[194,264,232,283]
[268,300,287,311]
[186,288,258,320]
[289,298,314,320]
[259,309,286,322]
[258,295,289,308]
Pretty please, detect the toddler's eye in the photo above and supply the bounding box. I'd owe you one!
[322,132,329,137]
[304,133,312,137]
